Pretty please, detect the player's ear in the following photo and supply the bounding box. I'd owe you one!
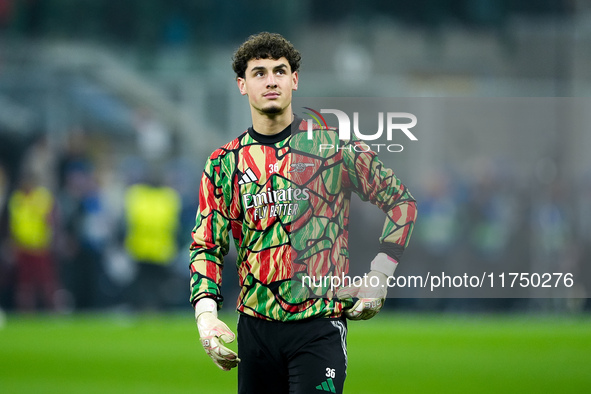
[292,71,299,91]
[237,77,247,96]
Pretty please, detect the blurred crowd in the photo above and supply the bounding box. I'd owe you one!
[0,127,206,314]
[346,157,591,313]
[396,162,591,312]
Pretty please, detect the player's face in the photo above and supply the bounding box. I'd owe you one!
[237,57,298,116]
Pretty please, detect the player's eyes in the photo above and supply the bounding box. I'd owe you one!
[252,68,285,77]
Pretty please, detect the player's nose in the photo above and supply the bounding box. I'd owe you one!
[266,74,278,88]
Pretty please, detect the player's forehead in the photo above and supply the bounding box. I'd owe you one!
[246,57,291,73]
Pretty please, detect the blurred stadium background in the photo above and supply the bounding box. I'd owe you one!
[0,1,590,393]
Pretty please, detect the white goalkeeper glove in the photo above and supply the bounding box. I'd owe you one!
[337,253,398,320]
[194,298,240,371]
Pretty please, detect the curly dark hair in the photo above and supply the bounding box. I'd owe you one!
[232,32,301,79]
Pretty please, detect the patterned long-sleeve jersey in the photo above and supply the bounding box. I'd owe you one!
[190,117,417,321]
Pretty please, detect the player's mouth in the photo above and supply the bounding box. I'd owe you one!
[263,91,280,99]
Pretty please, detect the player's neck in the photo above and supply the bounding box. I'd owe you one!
[250,107,293,136]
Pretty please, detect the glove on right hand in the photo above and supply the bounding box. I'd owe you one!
[195,298,240,371]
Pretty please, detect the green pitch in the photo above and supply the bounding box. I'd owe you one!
[1,311,590,393]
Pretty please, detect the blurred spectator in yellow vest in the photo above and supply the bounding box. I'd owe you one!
[8,172,59,312]
[124,175,181,311]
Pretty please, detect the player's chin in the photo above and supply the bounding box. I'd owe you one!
[261,104,283,115]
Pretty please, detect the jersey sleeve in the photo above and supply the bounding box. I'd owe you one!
[342,138,417,262]
[189,152,231,308]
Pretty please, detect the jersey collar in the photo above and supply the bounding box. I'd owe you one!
[248,116,303,144]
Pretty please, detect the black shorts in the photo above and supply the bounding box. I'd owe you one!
[237,314,348,394]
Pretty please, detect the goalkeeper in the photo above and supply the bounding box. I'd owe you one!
[189,32,417,394]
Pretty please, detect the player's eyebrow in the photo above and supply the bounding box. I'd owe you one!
[249,63,289,74]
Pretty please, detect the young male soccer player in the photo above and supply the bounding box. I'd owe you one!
[190,32,417,394]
